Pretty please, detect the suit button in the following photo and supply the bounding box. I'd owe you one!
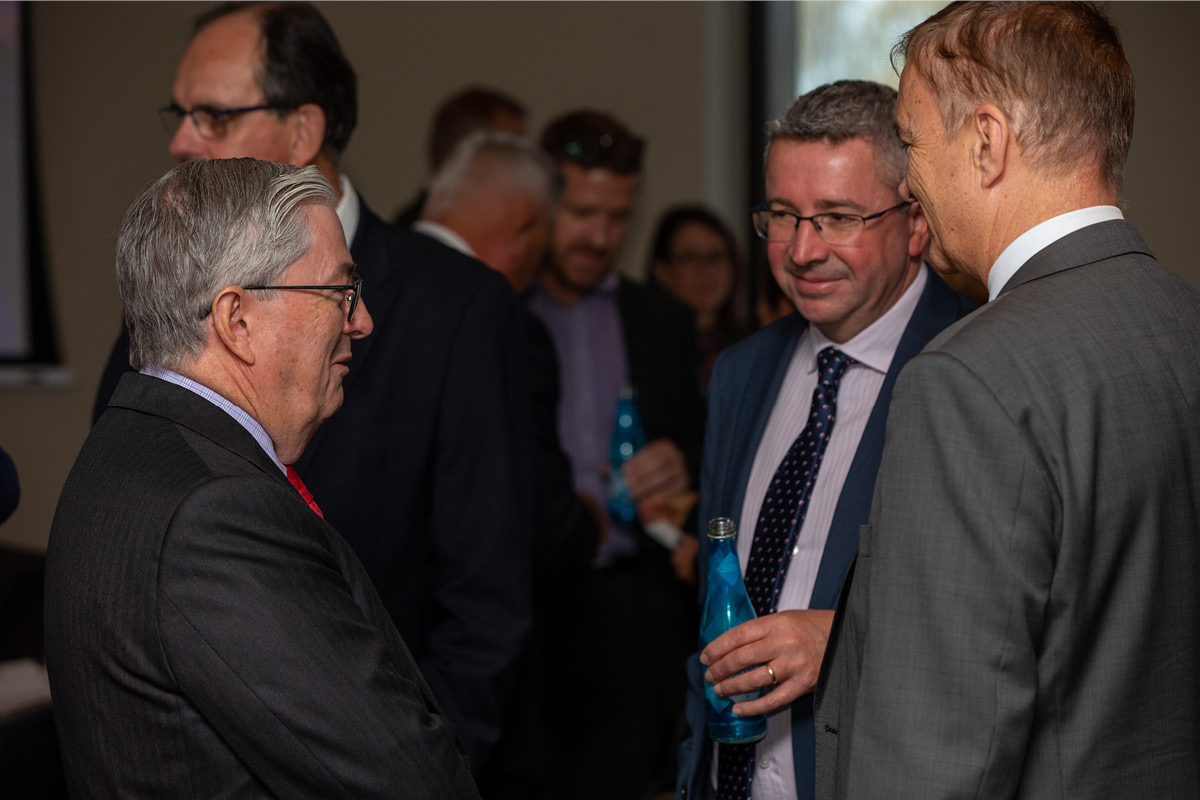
[758,755,772,770]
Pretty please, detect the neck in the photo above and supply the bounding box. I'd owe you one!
[975,175,1117,285]
[313,153,341,201]
[539,266,596,307]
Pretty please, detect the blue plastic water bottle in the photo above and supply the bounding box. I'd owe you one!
[702,516,767,743]
[607,386,647,524]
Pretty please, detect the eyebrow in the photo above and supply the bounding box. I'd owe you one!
[765,197,869,214]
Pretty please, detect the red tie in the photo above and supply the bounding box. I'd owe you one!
[285,465,324,518]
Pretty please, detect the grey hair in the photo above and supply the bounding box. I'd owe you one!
[424,130,561,218]
[765,80,907,195]
[116,157,337,370]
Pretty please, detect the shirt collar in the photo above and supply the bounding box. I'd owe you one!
[140,366,286,475]
[336,173,360,249]
[799,263,929,377]
[987,205,1124,300]
[413,220,477,258]
[530,268,621,307]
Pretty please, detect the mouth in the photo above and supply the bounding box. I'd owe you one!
[332,355,352,371]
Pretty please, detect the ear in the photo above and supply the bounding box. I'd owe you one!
[287,102,327,167]
[971,104,1010,190]
[906,202,930,259]
[210,285,256,366]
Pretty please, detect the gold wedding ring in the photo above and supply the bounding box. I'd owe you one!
[764,663,779,685]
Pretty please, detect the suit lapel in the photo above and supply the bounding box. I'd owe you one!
[809,268,973,609]
[724,315,806,525]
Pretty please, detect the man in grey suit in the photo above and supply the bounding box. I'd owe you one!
[816,3,1200,798]
[46,158,479,798]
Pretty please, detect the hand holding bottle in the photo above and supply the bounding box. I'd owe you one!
[700,608,835,717]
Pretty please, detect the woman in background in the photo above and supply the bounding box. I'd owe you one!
[647,205,748,391]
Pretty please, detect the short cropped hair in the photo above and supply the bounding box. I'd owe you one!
[429,87,527,172]
[766,80,907,196]
[540,110,644,176]
[116,158,337,370]
[425,131,561,218]
[195,2,358,162]
[893,1,1134,189]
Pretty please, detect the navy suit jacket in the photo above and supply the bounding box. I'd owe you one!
[292,201,535,773]
[677,267,977,800]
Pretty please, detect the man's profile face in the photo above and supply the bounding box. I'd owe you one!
[896,66,971,275]
[763,137,925,343]
[168,10,300,164]
[253,206,373,449]
[544,163,638,300]
[476,193,551,294]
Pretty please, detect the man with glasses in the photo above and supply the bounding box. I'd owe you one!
[93,2,534,773]
[46,158,480,798]
[676,80,976,800]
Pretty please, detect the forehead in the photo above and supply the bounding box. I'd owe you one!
[559,163,638,209]
[173,11,265,103]
[284,205,352,281]
[765,138,891,208]
[670,221,726,252]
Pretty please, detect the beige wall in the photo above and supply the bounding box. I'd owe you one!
[0,1,1195,551]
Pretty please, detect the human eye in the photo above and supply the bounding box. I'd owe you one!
[191,106,222,137]
[819,213,861,230]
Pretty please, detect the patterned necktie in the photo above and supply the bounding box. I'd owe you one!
[286,465,324,518]
[716,346,856,800]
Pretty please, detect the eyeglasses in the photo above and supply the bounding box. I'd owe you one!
[241,278,364,322]
[752,200,912,246]
[158,103,290,140]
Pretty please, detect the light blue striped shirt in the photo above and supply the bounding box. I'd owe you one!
[140,366,287,475]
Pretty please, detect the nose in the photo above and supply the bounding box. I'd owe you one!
[168,118,207,162]
[347,297,374,338]
[585,217,611,251]
[785,216,830,268]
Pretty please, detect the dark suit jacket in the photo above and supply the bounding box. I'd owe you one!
[45,373,479,799]
[816,220,1200,797]
[677,268,977,800]
[292,202,534,773]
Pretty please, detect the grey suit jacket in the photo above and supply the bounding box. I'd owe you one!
[45,373,480,799]
[816,220,1200,798]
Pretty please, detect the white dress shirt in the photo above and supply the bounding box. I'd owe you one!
[987,206,1124,300]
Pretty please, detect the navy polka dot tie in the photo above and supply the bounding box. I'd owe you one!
[716,346,856,800]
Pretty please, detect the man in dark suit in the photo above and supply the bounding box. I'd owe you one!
[46,157,479,798]
[528,110,707,799]
[816,4,1200,798]
[416,130,602,798]
[93,3,534,771]
[675,81,976,800]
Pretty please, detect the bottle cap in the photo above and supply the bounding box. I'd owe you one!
[707,516,737,540]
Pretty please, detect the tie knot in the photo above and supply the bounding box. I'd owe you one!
[817,346,856,378]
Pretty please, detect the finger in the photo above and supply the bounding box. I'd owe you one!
[711,662,778,698]
[730,678,809,717]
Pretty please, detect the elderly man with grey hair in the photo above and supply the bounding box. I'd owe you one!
[45,158,480,800]
[675,79,977,800]
[417,131,606,797]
